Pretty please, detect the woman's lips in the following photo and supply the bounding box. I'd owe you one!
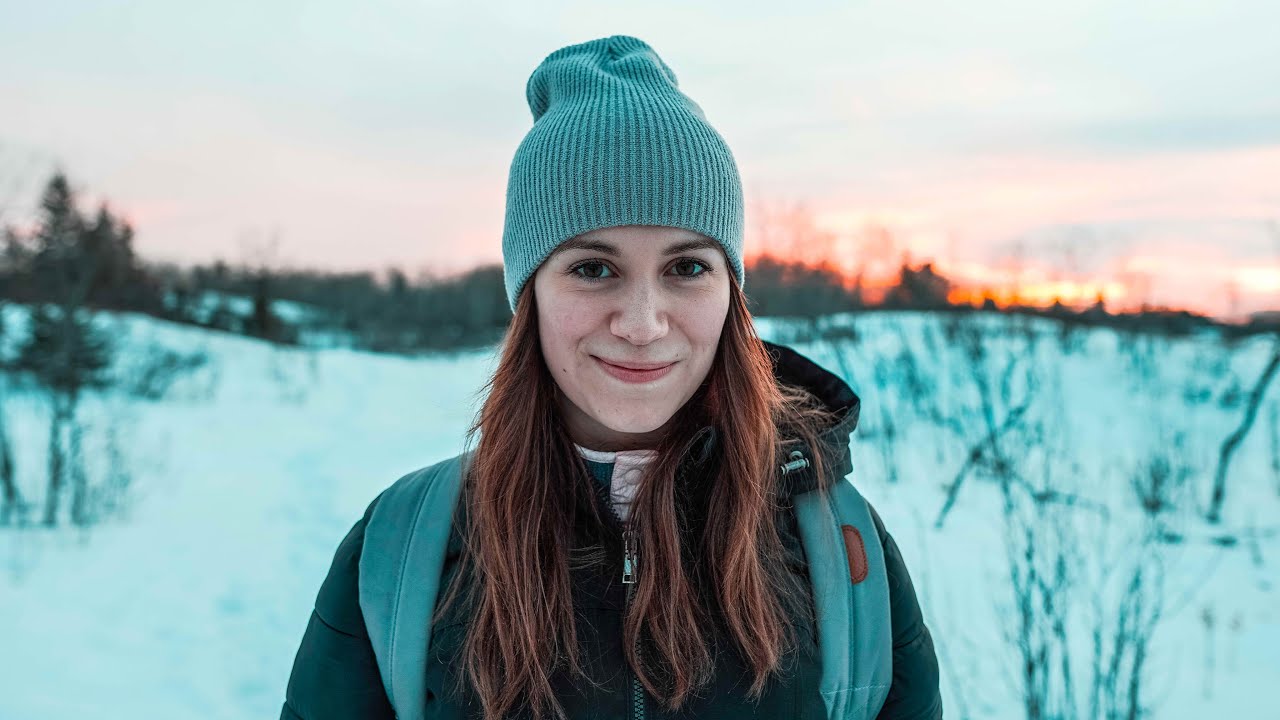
[593,356,677,383]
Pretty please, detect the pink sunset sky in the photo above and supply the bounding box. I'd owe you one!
[1,1,1276,319]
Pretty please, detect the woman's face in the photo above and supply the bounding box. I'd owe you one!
[532,225,732,451]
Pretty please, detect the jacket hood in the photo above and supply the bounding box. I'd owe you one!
[767,340,861,495]
[679,340,861,497]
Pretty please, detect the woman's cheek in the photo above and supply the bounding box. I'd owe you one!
[687,294,730,345]
[557,303,602,339]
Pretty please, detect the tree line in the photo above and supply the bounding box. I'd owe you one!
[0,171,1249,360]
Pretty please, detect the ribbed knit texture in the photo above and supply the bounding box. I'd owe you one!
[501,35,745,310]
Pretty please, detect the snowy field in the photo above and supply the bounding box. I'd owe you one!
[0,306,1275,718]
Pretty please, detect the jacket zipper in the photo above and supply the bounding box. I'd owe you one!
[623,523,637,584]
[620,516,644,720]
[603,435,709,720]
[611,448,805,720]
[594,469,645,720]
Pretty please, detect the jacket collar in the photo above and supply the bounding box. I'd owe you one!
[678,340,860,497]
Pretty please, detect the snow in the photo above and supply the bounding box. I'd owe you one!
[1,306,1275,718]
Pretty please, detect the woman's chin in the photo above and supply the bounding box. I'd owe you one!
[603,419,667,436]
[593,410,675,438]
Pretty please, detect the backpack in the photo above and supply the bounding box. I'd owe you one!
[358,450,892,719]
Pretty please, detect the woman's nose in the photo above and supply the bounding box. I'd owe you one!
[610,281,668,346]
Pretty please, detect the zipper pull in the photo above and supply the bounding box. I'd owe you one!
[622,524,637,584]
[780,449,810,475]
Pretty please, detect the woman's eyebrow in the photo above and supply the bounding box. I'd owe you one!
[557,237,618,255]
[662,238,720,256]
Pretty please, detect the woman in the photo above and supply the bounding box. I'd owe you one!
[282,35,940,720]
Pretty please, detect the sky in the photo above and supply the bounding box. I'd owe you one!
[1,0,1277,318]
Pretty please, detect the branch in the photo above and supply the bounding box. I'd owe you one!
[1208,340,1280,522]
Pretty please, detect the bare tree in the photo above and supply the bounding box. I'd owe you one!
[998,440,1176,719]
[1209,339,1280,522]
[749,197,839,266]
[934,315,1036,529]
[0,368,23,526]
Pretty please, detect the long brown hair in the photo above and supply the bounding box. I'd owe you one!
[436,276,837,720]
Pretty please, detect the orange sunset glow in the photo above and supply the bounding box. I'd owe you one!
[743,240,1280,318]
[943,279,1128,311]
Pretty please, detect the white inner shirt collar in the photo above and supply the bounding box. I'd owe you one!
[574,444,658,522]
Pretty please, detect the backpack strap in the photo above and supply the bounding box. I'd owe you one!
[794,477,894,719]
[359,451,471,720]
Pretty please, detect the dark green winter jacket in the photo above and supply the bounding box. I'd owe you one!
[281,342,942,719]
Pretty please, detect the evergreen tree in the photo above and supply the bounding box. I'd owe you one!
[885,261,952,309]
[31,173,86,299]
[2,172,160,311]
[12,172,116,525]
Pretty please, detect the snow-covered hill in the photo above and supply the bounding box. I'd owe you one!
[0,306,1274,719]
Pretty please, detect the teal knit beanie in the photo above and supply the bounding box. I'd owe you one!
[501,35,745,311]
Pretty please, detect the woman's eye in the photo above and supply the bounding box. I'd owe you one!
[572,261,613,280]
[671,259,710,278]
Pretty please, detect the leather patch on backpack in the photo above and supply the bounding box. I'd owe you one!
[841,524,868,584]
